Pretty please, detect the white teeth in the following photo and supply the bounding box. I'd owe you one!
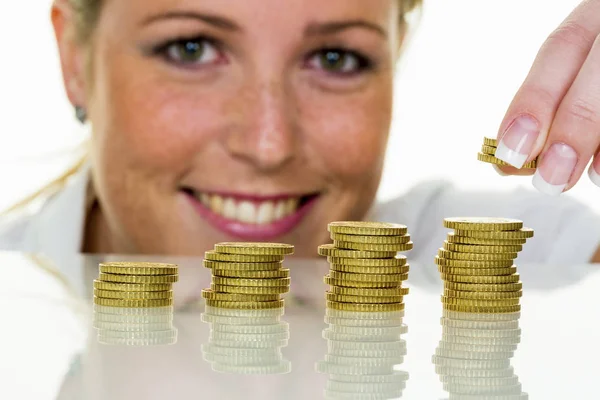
[237,201,257,224]
[285,198,299,216]
[200,193,210,207]
[210,195,223,214]
[274,201,286,220]
[222,197,236,219]
[256,201,275,224]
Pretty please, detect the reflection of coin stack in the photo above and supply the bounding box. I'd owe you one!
[433,311,527,399]
[202,243,294,310]
[318,222,412,313]
[317,309,409,399]
[201,307,291,374]
[437,218,534,313]
[477,137,538,169]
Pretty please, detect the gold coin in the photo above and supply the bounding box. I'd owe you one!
[443,241,523,253]
[330,233,412,244]
[483,137,498,147]
[443,217,523,232]
[443,303,521,313]
[453,228,534,240]
[93,297,173,308]
[205,299,284,309]
[441,296,520,306]
[329,270,408,283]
[327,256,407,267]
[481,144,497,155]
[444,281,523,292]
[326,292,404,304]
[326,300,404,312]
[213,242,294,255]
[212,276,290,287]
[93,289,173,300]
[93,280,172,292]
[99,262,178,276]
[210,284,289,295]
[318,244,397,259]
[443,289,523,300]
[201,289,280,302]
[328,221,408,236]
[98,273,178,284]
[328,286,410,297]
[324,276,403,288]
[446,233,527,245]
[438,266,517,276]
[204,251,284,263]
[478,152,537,169]
[333,240,413,252]
[212,268,290,279]
[435,256,514,268]
[437,249,517,261]
[329,264,410,275]
[440,273,520,284]
[202,260,283,271]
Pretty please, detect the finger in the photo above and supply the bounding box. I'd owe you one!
[533,33,600,195]
[494,165,535,176]
[590,152,600,188]
[494,0,600,170]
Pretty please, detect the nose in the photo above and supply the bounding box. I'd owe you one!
[225,78,298,172]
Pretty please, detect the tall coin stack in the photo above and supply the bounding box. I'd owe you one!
[317,308,409,399]
[318,222,412,313]
[477,137,538,169]
[202,243,294,310]
[433,310,527,399]
[437,218,534,313]
[201,307,291,374]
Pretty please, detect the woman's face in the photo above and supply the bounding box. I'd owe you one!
[70,0,399,256]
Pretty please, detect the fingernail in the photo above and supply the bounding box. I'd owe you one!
[532,143,578,196]
[495,115,540,168]
[589,162,600,188]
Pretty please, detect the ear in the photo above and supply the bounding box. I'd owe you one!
[51,0,88,110]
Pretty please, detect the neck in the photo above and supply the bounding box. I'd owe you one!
[83,201,114,254]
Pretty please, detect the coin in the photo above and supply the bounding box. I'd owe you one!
[326,300,405,312]
[211,268,290,279]
[478,152,537,169]
[326,292,404,304]
[200,289,280,302]
[328,286,409,297]
[93,280,172,292]
[204,251,284,263]
[441,296,520,306]
[444,281,523,292]
[211,276,290,287]
[99,262,178,276]
[329,264,410,275]
[205,299,284,309]
[213,242,294,255]
[483,137,498,147]
[443,217,523,232]
[438,266,517,276]
[443,303,521,313]
[324,276,404,288]
[330,233,412,244]
[98,273,178,284]
[435,257,514,268]
[437,249,517,261]
[453,228,534,240]
[202,260,283,271]
[327,256,407,267]
[93,297,173,308]
[329,270,408,283]
[210,284,289,294]
[446,233,527,245]
[443,289,523,299]
[333,240,413,252]
[93,289,173,300]
[328,221,408,236]
[443,241,523,253]
[481,144,498,155]
[440,273,520,284]
[318,244,397,259]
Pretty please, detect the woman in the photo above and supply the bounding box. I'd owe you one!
[1,0,600,266]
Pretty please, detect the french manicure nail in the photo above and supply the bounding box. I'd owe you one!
[495,115,540,168]
[589,162,600,188]
[532,143,578,196]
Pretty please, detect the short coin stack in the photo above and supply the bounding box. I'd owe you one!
[201,307,291,374]
[477,137,537,169]
[202,243,294,310]
[319,221,412,313]
[433,310,527,399]
[438,218,534,313]
[93,262,178,308]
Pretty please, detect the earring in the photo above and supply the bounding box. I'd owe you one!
[75,106,87,123]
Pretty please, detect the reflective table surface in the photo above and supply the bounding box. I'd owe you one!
[1,251,598,400]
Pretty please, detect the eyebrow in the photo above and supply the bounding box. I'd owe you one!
[305,20,388,39]
[141,11,241,31]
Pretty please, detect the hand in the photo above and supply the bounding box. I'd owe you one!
[494,0,600,195]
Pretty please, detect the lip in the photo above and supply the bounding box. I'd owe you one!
[184,191,319,240]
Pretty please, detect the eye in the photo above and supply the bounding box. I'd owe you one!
[162,38,221,65]
[307,49,371,74]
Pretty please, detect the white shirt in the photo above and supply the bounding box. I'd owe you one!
[1,167,599,288]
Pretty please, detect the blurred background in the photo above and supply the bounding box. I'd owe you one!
[1,0,597,214]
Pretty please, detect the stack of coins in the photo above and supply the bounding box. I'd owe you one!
[317,309,409,398]
[433,310,527,399]
[438,218,533,313]
[93,262,178,308]
[93,305,178,346]
[202,243,294,310]
[477,137,537,169]
[201,306,291,374]
[318,222,412,313]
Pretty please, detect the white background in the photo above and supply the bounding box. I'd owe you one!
[1,0,598,214]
